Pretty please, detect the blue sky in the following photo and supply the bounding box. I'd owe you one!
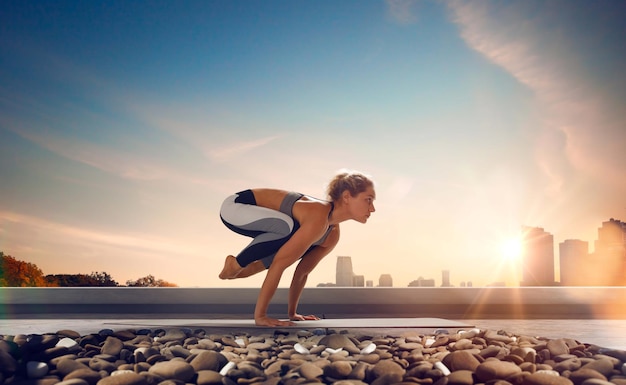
[1,0,625,288]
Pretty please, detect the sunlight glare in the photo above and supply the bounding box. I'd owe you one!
[500,236,523,261]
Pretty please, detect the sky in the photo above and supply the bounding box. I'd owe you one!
[1,0,625,288]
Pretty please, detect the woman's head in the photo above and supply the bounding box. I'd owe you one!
[327,170,375,202]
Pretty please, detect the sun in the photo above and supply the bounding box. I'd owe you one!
[500,237,523,261]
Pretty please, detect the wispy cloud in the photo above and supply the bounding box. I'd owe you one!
[126,100,287,166]
[385,0,420,24]
[447,0,626,193]
[0,210,192,256]
[205,135,283,162]
[12,126,170,180]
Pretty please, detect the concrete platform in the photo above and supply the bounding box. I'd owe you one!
[104,317,475,330]
[2,287,625,319]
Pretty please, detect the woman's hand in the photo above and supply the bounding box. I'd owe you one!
[255,315,296,327]
[289,314,320,321]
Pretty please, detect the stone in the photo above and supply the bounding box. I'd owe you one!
[26,361,49,378]
[319,334,357,350]
[97,372,148,385]
[111,330,136,341]
[190,350,228,372]
[370,359,406,379]
[89,357,117,372]
[63,368,103,385]
[555,358,582,373]
[0,349,17,376]
[148,360,195,382]
[57,330,81,339]
[484,330,515,344]
[56,358,92,376]
[580,380,615,385]
[57,337,80,349]
[360,343,377,355]
[101,337,124,356]
[399,342,423,351]
[523,372,574,385]
[443,350,481,371]
[299,362,324,380]
[580,359,615,377]
[447,370,474,385]
[434,361,451,376]
[547,340,571,357]
[58,379,90,385]
[247,342,273,351]
[371,372,403,385]
[196,370,223,385]
[325,360,353,379]
[513,347,538,363]
[475,359,523,382]
[167,345,191,358]
[349,362,368,381]
[294,343,309,354]
[568,369,607,385]
[596,347,625,360]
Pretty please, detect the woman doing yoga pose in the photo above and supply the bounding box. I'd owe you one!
[219,171,376,326]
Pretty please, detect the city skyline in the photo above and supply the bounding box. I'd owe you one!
[325,217,626,288]
[1,1,625,288]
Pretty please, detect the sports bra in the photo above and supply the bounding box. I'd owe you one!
[280,192,334,245]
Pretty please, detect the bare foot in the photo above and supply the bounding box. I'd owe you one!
[219,255,243,279]
[255,316,296,327]
[234,260,265,279]
[290,314,320,321]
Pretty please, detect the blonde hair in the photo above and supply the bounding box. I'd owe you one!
[327,170,374,201]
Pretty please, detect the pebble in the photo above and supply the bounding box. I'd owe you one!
[26,361,49,378]
[0,326,623,385]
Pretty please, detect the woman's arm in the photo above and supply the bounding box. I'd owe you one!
[253,218,328,326]
[288,226,340,320]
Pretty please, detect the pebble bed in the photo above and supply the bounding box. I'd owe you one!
[1,326,625,385]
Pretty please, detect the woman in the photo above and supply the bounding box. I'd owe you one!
[219,171,376,326]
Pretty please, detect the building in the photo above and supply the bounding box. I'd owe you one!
[378,274,393,287]
[352,275,365,287]
[441,270,451,287]
[408,277,435,287]
[559,239,588,286]
[591,218,626,286]
[336,256,354,287]
[521,226,556,286]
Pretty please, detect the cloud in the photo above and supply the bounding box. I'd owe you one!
[12,127,170,180]
[0,210,192,256]
[205,135,283,162]
[385,0,419,24]
[447,0,626,193]
[6,117,224,187]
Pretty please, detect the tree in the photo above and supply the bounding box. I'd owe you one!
[126,274,177,287]
[89,271,119,287]
[0,252,47,287]
[45,272,119,287]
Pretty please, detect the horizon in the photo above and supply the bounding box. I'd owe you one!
[1,1,625,289]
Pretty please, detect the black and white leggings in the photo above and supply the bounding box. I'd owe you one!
[220,189,303,268]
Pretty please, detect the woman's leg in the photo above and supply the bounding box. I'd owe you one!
[219,191,296,268]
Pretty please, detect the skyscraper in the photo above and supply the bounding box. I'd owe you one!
[559,239,588,286]
[592,218,626,286]
[336,256,354,286]
[441,270,451,287]
[378,274,393,287]
[521,226,556,286]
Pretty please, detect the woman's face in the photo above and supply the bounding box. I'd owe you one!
[347,185,376,223]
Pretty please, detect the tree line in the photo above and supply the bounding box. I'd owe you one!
[0,251,177,287]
